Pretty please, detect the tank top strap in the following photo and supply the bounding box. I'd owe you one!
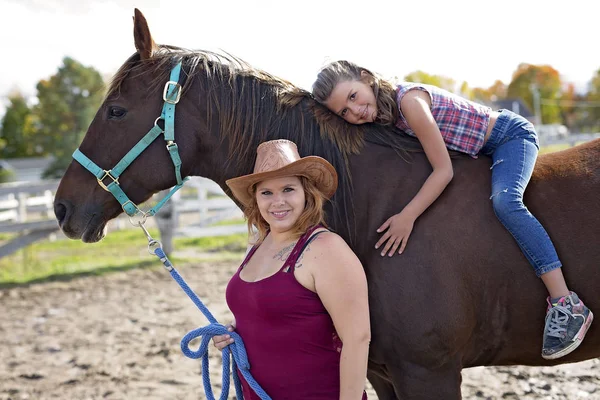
[284,225,329,272]
[238,244,259,272]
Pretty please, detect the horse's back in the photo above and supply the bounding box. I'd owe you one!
[348,139,600,369]
[534,138,600,182]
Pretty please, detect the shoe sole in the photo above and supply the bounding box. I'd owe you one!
[542,310,594,360]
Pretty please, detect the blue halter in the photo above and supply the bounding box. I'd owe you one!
[72,62,188,221]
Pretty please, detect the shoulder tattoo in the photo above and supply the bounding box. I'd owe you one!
[295,233,325,269]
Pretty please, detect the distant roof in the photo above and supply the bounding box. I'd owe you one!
[4,156,54,170]
[493,99,534,119]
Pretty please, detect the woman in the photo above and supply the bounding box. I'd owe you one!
[214,139,370,399]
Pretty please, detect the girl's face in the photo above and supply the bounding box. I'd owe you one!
[325,78,378,125]
[255,176,306,234]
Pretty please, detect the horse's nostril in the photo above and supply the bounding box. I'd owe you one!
[54,201,68,225]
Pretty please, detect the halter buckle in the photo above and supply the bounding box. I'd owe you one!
[166,141,178,151]
[163,81,182,104]
[97,170,118,191]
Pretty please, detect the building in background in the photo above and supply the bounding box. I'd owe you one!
[1,156,54,182]
[493,99,535,122]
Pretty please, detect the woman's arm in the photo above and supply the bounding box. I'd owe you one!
[376,89,453,256]
[308,233,370,400]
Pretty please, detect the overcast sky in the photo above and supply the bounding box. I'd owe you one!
[1,0,599,115]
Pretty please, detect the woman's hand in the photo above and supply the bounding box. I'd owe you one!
[375,211,416,256]
[212,324,235,351]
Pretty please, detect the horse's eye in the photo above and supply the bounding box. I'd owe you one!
[108,106,127,120]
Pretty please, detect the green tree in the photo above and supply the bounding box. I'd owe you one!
[506,64,562,124]
[0,93,35,158]
[403,71,456,92]
[33,57,104,178]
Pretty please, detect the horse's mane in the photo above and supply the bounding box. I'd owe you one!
[107,45,423,242]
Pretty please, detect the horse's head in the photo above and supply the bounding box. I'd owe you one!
[53,8,418,244]
[54,9,210,242]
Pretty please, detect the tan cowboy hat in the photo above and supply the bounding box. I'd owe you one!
[226,139,338,207]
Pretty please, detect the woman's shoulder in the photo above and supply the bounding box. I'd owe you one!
[307,228,346,248]
[302,229,358,264]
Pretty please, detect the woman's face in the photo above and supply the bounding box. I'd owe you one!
[325,78,377,125]
[255,175,306,234]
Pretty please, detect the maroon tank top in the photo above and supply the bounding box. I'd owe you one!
[226,226,367,399]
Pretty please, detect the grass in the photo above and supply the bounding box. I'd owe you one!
[0,233,14,241]
[212,217,246,227]
[0,225,247,287]
[539,144,571,155]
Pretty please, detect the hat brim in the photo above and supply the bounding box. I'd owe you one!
[226,156,338,207]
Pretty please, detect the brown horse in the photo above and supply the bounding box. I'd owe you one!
[53,9,600,399]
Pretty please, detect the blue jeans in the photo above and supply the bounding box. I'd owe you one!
[479,110,562,277]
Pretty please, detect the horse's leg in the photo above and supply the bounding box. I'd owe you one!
[388,360,463,400]
[367,361,398,400]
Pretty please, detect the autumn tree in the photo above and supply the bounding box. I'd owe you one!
[556,82,590,132]
[506,64,562,124]
[33,57,104,178]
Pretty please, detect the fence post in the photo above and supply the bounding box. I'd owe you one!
[17,192,27,222]
[43,190,53,218]
[197,184,208,215]
[154,189,179,256]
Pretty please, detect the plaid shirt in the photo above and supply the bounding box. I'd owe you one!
[395,83,491,158]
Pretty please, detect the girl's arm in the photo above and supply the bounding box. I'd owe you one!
[376,89,453,256]
[308,233,370,400]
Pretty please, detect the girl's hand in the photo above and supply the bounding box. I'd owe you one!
[212,324,235,351]
[375,211,415,256]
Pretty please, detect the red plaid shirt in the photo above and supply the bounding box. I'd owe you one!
[395,83,491,158]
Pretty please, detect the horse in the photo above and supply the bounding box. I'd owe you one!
[53,9,600,399]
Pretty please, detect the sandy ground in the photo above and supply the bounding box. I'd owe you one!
[1,259,598,400]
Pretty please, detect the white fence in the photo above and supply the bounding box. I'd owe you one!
[0,180,58,223]
[0,177,244,258]
[541,132,600,147]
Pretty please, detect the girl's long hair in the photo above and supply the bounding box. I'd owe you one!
[312,60,399,126]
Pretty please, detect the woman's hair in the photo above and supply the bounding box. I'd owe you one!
[312,60,399,126]
[244,176,328,244]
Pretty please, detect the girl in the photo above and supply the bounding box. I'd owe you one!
[312,60,592,360]
[213,139,370,399]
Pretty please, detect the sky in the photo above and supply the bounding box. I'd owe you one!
[1,0,599,116]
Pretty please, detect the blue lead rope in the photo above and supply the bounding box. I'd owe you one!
[152,245,271,400]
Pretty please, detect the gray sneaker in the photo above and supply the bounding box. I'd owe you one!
[542,292,593,360]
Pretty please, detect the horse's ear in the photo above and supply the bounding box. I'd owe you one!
[133,8,157,60]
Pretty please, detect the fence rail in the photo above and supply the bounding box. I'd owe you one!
[0,177,243,258]
[541,132,600,147]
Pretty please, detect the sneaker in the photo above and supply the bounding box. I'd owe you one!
[541,292,594,360]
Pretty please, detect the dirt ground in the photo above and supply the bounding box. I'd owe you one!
[1,259,598,400]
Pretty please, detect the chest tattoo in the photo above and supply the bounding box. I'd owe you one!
[273,242,297,262]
